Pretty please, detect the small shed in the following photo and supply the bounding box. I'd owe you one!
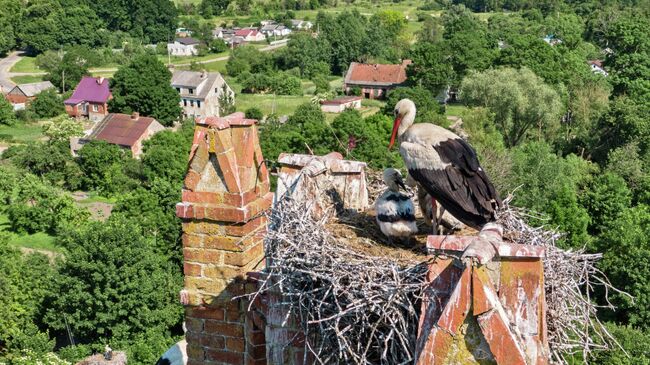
[5,81,55,110]
[320,96,362,113]
[276,152,369,218]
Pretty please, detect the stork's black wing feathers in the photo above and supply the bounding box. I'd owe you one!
[407,138,501,230]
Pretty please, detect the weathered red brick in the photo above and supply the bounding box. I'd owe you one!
[247,330,265,346]
[184,170,201,191]
[216,151,241,193]
[183,234,203,248]
[190,307,225,320]
[223,242,264,267]
[204,321,244,337]
[225,337,246,352]
[248,344,266,359]
[205,349,244,364]
[186,343,205,361]
[199,334,226,349]
[245,356,267,365]
[184,262,202,277]
[225,216,267,237]
[185,317,204,332]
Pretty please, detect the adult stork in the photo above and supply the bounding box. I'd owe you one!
[389,99,501,230]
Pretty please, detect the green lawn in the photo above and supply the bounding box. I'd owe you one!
[157,51,229,66]
[235,93,313,116]
[0,121,45,143]
[10,56,40,73]
[0,214,60,253]
[445,103,469,117]
[11,75,45,84]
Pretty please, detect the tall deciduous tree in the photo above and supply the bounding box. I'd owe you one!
[45,216,183,345]
[109,54,181,126]
[461,67,564,147]
[0,95,17,126]
[406,42,453,96]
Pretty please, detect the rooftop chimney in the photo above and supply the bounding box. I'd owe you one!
[97,77,105,84]
[131,112,139,120]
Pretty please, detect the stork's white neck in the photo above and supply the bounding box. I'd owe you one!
[398,107,416,139]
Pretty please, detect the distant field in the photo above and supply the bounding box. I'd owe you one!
[10,56,40,73]
[0,121,45,143]
[445,103,469,116]
[235,93,312,116]
[11,75,44,84]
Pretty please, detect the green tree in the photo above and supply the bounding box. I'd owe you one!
[77,140,141,195]
[508,141,593,248]
[461,67,564,147]
[28,89,65,118]
[588,324,650,365]
[109,54,182,126]
[41,115,84,142]
[406,42,454,96]
[44,49,91,93]
[0,13,16,55]
[317,10,369,74]
[580,172,632,235]
[245,107,264,120]
[45,216,183,346]
[11,141,81,188]
[218,84,235,116]
[281,33,331,77]
[596,205,650,328]
[0,95,17,126]
[383,86,444,123]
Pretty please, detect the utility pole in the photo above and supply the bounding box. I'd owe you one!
[62,69,65,93]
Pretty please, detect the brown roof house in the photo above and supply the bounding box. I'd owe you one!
[171,70,234,118]
[74,112,164,158]
[344,60,411,99]
[5,81,55,110]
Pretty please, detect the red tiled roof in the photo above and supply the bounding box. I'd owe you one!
[588,60,603,67]
[89,113,157,147]
[345,60,411,86]
[234,29,258,37]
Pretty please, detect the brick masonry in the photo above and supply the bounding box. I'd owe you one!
[177,113,272,365]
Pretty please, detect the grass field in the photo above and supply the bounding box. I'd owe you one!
[0,121,45,143]
[10,56,40,73]
[235,93,313,116]
[0,214,60,253]
[445,103,469,116]
[11,75,45,84]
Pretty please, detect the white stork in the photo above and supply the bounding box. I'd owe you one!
[389,99,501,230]
[375,168,418,240]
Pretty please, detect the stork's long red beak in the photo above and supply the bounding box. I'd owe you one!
[389,116,401,150]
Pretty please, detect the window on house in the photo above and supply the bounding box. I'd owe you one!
[188,88,194,95]
[197,100,201,108]
[92,104,99,112]
[215,88,219,94]
[190,100,194,107]
[183,99,187,107]
[176,87,181,93]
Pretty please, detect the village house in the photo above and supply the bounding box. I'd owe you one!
[75,112,164,158]
[64,76,112,121]
[175,27,192,38]
[291,19,313,30]
[320,96,362,113]
[171,70,234,118]
[4,81,54,110]
[167,37,200,56]
[344,60,411,99]
[588,60,608,76]
[234,28,266,42]
[260,23,292,38]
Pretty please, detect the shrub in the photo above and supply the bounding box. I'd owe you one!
[28,89,65,119]
[245,107,264,120]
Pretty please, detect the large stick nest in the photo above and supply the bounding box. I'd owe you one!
[248,172,625,364]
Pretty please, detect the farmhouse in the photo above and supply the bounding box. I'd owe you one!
[320,96,362,113]
[4,81,55,110]
[291,19,313,30]
[167,37,200,56]
[64,76,112,122]
[344,60,411,99]
[260,23,292,38]
[588,60,608,76]
[171,70,234,118]
[234,28,265,42]
[81,112,164,158]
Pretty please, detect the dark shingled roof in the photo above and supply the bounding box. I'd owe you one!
[88,113,157,147]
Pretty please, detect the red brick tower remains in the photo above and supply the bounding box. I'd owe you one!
[177,112,272,364]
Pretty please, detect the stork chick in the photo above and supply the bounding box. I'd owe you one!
[375,168,418,241]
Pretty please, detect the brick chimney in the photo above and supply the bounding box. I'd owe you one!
[177,112,272,364]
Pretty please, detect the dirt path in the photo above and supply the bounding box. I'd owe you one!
[0,51,21,91]
[19,247,62,262]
